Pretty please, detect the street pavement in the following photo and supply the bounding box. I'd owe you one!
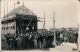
[1,41,78,52]
[50,42,78,52]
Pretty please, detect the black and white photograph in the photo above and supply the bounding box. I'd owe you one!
[0,0,80,52]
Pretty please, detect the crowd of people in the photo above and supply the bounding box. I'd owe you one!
[2,31,78,50]
[4,32,54,50]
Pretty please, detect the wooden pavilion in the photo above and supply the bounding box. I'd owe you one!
[1,5,38,36]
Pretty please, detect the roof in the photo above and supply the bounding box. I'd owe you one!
[5,5,36,17]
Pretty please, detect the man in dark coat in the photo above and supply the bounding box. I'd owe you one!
[56,31,60,45]
[74,32,78,43]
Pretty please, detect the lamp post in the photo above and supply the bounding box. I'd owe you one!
[53,12,56,47]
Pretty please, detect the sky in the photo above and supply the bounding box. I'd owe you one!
[0,0,79,30]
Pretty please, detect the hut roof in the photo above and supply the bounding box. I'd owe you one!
[5,5,36,17]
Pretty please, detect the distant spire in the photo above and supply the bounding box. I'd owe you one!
[23,2,24,6]
[53,12,55,23]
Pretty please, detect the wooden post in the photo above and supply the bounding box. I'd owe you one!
[78,0,80,51]
[78,24,80,51]
[7,1,8,34]
[43,10,45,32]
[77,24,79,50]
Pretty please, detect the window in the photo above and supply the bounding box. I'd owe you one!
[2,27,3,30]
[4,27,5,30]
[10,26,15,29]
[13,26,15,29]
[7,27,9,29]
[6,27,9,30]
[6,27,7,30]
[11,26,13,29]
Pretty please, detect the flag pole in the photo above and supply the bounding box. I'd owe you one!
[14,2,15,14]
[7,1,8,17]
[4,0,6,36]
[17,1,20,7]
